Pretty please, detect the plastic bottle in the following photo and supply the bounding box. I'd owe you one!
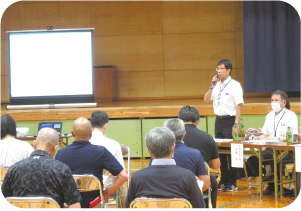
[286,127,292,145]
[233,125,239,142]
[239,118,244,133]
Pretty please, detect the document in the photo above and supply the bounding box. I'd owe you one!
[295,145,301,172]
[231,143,244,168]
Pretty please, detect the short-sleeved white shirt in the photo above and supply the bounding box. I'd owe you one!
[262,108,298,139]
[0,138,34,167]
[89,131,125,168]
[210,76,244,116]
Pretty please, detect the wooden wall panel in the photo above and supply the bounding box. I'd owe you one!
[163,32,237,71]
[237,68,245,90]
[91,1,162,37]
[93,35,163,72]
[235,1,243,32]
[163,1,236,34]
[20,2,60,30]
[164,69,212,97]
[116,71,164,98]
[57,1,91,29]
[1,75,10,103]
[1,2,20,41]
[1,40,9,76]
[236,31,244,69]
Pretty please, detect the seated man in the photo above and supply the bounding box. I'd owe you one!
[149,118,210,191]
[178,106,221,208]
[89,111,126,207]
[55,117,128,208]
[1,128,81,208]
[246,90,298,195]
[126,127,205,208]
[0,114,34,167]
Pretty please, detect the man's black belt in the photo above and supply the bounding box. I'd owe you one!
[216,115,234,119]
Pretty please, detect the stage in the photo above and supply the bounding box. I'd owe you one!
[1,97,300,121]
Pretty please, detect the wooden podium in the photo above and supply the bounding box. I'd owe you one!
[94,65,117,102]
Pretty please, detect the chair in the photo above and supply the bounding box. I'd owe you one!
[73,174,105,208]
[129,197,192,208]
[0,166,9,188]
[203,163,212,208]
[104,145,131,208]
[6,197,60,208]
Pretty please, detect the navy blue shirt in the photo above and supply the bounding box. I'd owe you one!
[55,141,123,208]
[150,142,207,176]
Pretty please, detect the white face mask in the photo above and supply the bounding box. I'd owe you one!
[271,101,283,113]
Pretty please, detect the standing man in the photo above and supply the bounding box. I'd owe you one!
[178,106,220,208]
[204,59,244,191]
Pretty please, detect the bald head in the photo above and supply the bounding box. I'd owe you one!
[72,117,92,141]
[34,128,59,157]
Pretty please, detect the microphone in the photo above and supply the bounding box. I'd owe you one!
[210,75,219,89]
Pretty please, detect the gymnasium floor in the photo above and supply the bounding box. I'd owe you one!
[124,159,299,209]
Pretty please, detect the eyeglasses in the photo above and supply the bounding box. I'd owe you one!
[216,68,226,71]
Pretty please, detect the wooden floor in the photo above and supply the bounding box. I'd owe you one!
[124,159,298,209]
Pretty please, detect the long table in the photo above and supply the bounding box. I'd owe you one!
[216,140,298,201]
[18,135,72,148]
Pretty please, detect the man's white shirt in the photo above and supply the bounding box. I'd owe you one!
[262,108,298,138]
[0,138,34,167]
[89,131,125,168]
[210,76,244,116]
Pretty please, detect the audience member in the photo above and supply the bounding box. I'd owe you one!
[246,90,298,195]
[126,127,205,208]
[1,128,81,208]
[178,106,220,208]
[55,117,128,208]
[89,111,126,207]
[0,114,34,167]
[149,118,210,191]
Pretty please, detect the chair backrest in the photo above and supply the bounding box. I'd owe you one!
[6,197,60,208]
[72,174,105,208]
[0,166,10,188]
[204,162,210,176]
[129,197,192,208]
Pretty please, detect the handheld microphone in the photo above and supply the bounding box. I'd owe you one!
[210,75,219,89]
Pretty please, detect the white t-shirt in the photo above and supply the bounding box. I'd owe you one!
[262,108,298,139]
[210,76,244,116]
[89,131,125,168]
[0,138,34,167]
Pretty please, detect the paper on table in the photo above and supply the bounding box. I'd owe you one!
[214,139,233,142]
[295,145,301,172]
[196,180,203,191]
[231,143,244,168]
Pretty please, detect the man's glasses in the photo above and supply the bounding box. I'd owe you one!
[216,68,226,71]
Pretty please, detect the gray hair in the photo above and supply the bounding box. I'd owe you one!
[145,127,175,158]
[164,118,185,141]
[36,128,59,147]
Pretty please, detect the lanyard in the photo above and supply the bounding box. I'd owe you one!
[274,109,286,137]
[220,79,232,93]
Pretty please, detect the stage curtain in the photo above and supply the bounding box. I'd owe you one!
[243,1,300,93]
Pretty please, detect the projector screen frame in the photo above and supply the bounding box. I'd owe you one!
[7,28,95,105]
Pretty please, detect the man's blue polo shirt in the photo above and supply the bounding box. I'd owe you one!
[150,142,207,176]
[55,141,123,207]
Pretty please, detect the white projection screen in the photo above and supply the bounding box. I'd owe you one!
[8,29,94,105]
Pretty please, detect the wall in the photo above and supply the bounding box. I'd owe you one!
[1,1,244,103]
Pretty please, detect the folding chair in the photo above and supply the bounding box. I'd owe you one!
[129,197,192,208]
[0,166,9,188]
[73,174,105,208]
[203,163,212,208]
[6,197,60,208]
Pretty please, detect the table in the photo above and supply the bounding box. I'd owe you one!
[215,139,298,201]
[17,135,72,148]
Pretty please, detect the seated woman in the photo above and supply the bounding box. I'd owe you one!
[246,90,298,195]
[0,114,34,167]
